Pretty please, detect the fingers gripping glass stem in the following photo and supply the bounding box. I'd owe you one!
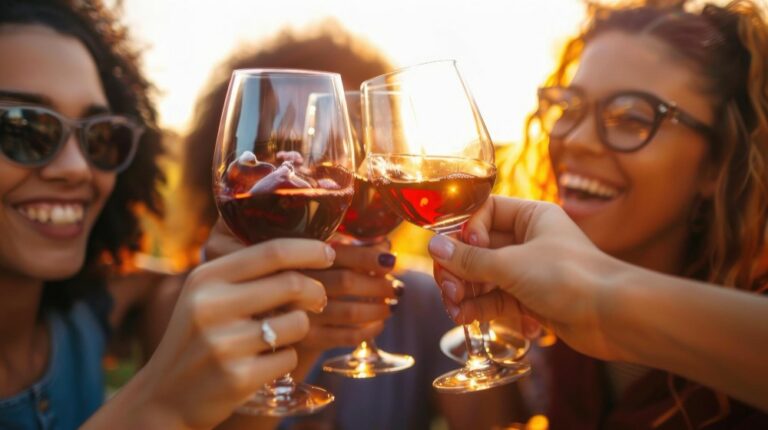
[432,230,530,393]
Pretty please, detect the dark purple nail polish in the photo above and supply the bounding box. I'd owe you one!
[394,283,405,297]
[378,252,396,268]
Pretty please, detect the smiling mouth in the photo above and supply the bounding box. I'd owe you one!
[16,203,85,225]
[559,172,620,201]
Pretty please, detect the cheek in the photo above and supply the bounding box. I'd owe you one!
[619,142,709,228]
[0,159,32,191]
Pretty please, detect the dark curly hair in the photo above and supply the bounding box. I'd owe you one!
[0,0,165,311]
[174,21,392,265]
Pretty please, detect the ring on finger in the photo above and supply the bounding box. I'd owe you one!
[260,319,278,352]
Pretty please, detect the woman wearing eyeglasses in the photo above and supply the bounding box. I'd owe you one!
[428,0,768,428]
[0,2,331,429]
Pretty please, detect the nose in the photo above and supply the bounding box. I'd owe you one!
[39,131,93,183]
[558,109,605,156]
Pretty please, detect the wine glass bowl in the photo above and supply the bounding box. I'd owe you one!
[213,69,355,415]
[334,92,404,244]
[368,154,496,233]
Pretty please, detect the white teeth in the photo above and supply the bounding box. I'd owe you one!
[17,203,85,225]
[560,173,619,198]
[51,206,65,224]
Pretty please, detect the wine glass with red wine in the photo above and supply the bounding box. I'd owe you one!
[362,60,530,393]
[321,91,414,378]
[213,69,355,415]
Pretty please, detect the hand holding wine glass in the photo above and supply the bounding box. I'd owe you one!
[212,69,355,415]
[362,60,530,393]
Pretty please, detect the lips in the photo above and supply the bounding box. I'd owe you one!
[11,200,89,240]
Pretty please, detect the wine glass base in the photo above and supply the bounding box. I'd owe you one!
[236,383,334,417]
[432,361,531,394]
[440,322,530,365]
[322,350,415,378]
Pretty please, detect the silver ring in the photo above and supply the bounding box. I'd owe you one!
[261,319,278,351]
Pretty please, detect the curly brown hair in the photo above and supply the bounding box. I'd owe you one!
[174,21,392,264]
[0,0,165,311]
[501,0,768,291]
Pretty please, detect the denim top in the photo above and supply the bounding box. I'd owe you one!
[0,298,110,430]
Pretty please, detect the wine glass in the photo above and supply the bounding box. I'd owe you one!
[321,91,415,378]
[213,69,355,415]
[362,60,530,393]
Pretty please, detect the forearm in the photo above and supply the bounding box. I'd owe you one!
[81,369,184,430]
[597,257,768,410]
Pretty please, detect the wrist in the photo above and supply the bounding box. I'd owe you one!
[582,251,631,362]
[593,254,662,364]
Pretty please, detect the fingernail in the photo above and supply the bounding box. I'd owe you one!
[523,315,541,338]
[378,252,396,268]
[388,298,400,311]
[395,285,405,297]
[392,279,405,297]
[468,232,479,246]
[428,235,455,260]
[316,296,328,313]
[324,245,336,263]
[442,280,458,302]
[447,303,461,321]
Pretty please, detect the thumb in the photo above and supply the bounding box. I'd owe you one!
[428,234,504,284]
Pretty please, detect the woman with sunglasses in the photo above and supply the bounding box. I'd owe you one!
[0,1,331,429]
[428,0,768,427]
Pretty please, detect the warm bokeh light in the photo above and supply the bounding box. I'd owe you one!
[113,0,589,269]
[115,0,585,144]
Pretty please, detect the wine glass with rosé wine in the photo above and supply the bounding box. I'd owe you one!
[213,69,355,415]
[362,60,530,394]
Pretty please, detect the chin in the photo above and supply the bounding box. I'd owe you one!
[29,250,87,282]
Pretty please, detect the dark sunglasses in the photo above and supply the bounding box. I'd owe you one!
[537,86,714,152]
[0,103,143,172]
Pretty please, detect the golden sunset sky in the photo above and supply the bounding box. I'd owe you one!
[117,0,586,144]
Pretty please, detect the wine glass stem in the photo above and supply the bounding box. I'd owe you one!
[461,287,494,372]
[351,339,381,361]
[265,373,297,401]
[441,230,494,372]
[347,235,387,361]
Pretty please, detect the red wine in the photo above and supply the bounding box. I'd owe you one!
[217,187,353,244]
[371,157,495,231]
[216,156,353,244]
[337,175,403,240]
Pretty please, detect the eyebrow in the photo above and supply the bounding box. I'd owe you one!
[0,89,49,104]
[0,89,111,117]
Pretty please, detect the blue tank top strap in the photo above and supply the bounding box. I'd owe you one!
[0,297,110,430]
